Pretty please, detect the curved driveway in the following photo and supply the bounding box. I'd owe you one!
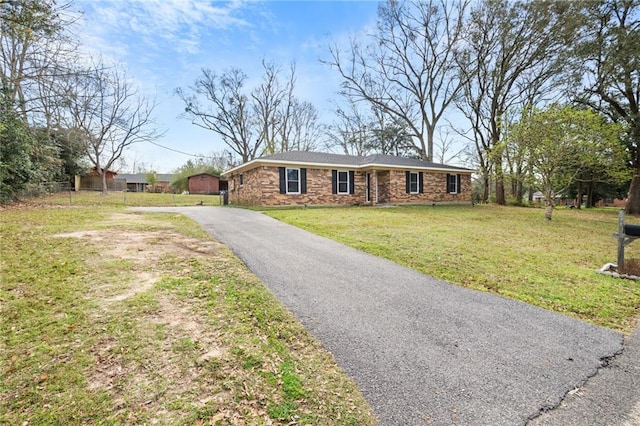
[134,206,625,425]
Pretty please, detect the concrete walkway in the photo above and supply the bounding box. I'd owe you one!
[132,207,629,425]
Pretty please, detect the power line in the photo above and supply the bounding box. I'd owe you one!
[144,139,216,159]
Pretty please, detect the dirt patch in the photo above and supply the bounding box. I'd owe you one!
[55,224,223,304]
[56,213,235,422]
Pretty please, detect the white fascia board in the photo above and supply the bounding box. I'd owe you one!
[225,159,476,175]
[225,159,362,175]
[361,163,476,174]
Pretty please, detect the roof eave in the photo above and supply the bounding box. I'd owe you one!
[225,158,476,174]
[361,163,475,173]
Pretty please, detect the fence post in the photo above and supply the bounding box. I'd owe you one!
[618,210,625,269]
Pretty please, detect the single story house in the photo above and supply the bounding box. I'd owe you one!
[115,173,175,193]
[187,173,228,195]
[224,151,474,206]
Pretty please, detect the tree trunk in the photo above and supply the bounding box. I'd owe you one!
[515,178,524,205]
[576,181,582,210]
[101,171,108,195]
[495,177,506,205]
[544,185,554,220]
[482,173,490,203]
[495,159,505,205]
[545,201,553,221]
[625,174,640,215]
[586,180,594,208]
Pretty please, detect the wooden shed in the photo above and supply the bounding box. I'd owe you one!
[187,173,227,195]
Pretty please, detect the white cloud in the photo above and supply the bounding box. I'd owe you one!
[76,0,254,58]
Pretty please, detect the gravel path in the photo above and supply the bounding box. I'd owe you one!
[133,207,627,425]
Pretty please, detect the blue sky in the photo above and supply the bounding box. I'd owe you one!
[73,0,381,173]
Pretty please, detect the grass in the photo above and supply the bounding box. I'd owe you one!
[1,191,375,425]
[265,204,640,333]
[25,190,224,207]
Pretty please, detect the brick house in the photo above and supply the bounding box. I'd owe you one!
[224,151,474,206]
[187,173,228,195]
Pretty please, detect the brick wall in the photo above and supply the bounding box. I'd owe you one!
[229,166,472,206]
[385,170,472,204]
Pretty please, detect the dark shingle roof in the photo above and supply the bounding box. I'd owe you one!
[257,151,473,171]
[261,151,364,166]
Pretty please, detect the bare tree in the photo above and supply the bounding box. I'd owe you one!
[1,0,76,123]
[455,0,580,204]
[177,62,321,162]
[252,61,320,153]
[325,98,371,156]
[176,67,256,163]
[252,61,288,155]
[63,61,163,193]
[325,0,469,161]
[0,0,84,200]
[284,98,321,152]
[432,126,465,164]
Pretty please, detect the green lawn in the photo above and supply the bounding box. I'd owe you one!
[27,190,224,207]
[1,192,375,425]
[265,204,640,333]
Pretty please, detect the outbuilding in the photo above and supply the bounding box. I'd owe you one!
[187,173,228,195]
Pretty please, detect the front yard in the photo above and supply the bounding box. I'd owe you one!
[1,194,375,425]
[3,192,639,425]
[266,204,640,333]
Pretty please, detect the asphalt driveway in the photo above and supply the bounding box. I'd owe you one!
[133,206,627,425]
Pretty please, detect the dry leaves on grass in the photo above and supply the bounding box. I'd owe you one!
[54,212,375,425]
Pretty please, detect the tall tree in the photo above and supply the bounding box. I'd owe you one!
[252,61,289,155]
[574,0,640,214]
[511,104,626,220]
[177,62,320,162]
[325,98,372,156]
[456,0,580,205]
[326,0,469,161]
[63,61,162,193]
[0,0,78,201]
[177,67,255,163]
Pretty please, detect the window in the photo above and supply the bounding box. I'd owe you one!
[447,174,461,194]
[408,172,419,194]
[239,173,244,186]
[287,168,300,193]
[337,171,349,194]
[279,167,306,194]
[405,171,423,194]
[332,170,355,194]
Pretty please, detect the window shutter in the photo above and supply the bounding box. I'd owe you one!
[332,170,337,194]
[301,168,307,194]
[279,167,286,194]
[419,172,424,194]
[456,174,461,194]
[446,174,451,193]
[405,171,411,194]
[349,171,355,194]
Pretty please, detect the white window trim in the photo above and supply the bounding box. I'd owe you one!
[286,167,301,194]
[448,174,458,194]
[337,170,350,194]
[409,171,419,194]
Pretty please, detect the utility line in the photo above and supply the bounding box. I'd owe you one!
[144,139,216,159]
